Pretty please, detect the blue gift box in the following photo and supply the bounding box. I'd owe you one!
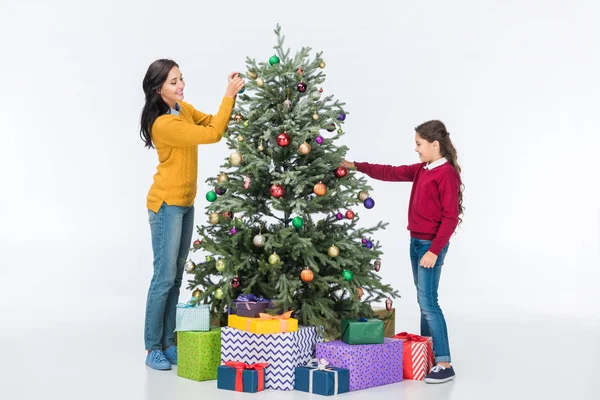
[217,364,266,393]
[294,361,350,396]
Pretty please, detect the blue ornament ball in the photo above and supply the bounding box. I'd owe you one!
[364,197,375,209]
[365,241,373,249]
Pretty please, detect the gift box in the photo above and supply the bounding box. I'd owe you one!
[177,328,221,382]
[227,311,298,334]
[372,307,396,337]
[295,358,350,396]
[221,326,323,390]
[217,361,268,393]
[315,338,403,391]
[392,332,434,380]
[175,303,210,332]
[228,294,273,318]
[341,318,384,345]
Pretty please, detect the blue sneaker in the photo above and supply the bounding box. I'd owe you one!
[145,350,171,370]
[424,365,455,384]
[163,346,177,365]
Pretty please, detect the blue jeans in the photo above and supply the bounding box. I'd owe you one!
[144,203,194,350]
[410,237,451,363]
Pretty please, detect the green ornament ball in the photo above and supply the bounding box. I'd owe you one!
[269,55,280,66]
[206,190,217,202]
[214,288,224,300]
[292,216,304,229]
[268,253,281,265]
[215,259,226,272]
[342,269,354,281]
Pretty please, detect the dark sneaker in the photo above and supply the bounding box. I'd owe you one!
[424,365,455,383]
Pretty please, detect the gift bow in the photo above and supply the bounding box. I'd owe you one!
[224,361,269,392]
[176,300,205,308]
[235,294,267,303]
[392,332,429,342]
[305,358,338,395]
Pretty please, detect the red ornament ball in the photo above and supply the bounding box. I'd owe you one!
[270,184,285,198]
[335,165,348,178]
[345,210,355,219]
[232,277,241,288]
[297,82,307,93]
[277,132,291,147]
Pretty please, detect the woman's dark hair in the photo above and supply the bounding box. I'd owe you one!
[140,59,179,149]
[415,120,465,225]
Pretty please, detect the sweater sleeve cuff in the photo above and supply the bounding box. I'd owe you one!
[429,242,444,256]
[354,161,366,172]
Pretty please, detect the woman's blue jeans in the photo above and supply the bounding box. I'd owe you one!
[144,203,194,350]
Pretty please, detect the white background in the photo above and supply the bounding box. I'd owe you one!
[1,1,599,399]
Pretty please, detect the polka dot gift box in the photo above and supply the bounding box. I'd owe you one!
[315,338,403,391]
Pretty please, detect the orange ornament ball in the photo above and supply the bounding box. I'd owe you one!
[313,182,327,196]
[301,267,314,283]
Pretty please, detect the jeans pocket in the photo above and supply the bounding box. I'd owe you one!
[148,210,157,223]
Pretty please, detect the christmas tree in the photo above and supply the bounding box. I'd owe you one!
[186,25,399,337]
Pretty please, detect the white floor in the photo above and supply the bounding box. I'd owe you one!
[2,312,599,400]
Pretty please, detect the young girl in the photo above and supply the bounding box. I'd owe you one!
[140,59,244,370]
[343,120,463,383]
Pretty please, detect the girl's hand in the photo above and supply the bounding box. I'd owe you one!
[227,72,241,81]
[419,251,438,268]
[225,76,245,98]
[342,160,356,169]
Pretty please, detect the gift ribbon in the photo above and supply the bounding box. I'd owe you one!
[248,310,293,332]
[305,358,338,395]
[392,332,429,343]
[223,361,269,392]
[235,294,267,302]
[176,301,205,308]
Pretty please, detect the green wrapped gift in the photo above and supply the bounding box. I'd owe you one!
[177,328,221,381]
[340,319,384,345]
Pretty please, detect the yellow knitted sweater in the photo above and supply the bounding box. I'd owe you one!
[146,97,235,212]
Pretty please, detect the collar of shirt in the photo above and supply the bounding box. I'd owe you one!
[424,157,448,170]
[168,102,181,116]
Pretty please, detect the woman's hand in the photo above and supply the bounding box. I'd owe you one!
[225,73,245,98]
[419,251,438,268]
[342,160,356,169]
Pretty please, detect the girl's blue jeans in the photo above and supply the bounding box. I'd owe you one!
[410,237,451,363]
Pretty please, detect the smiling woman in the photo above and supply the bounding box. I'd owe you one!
[139,59,245,371]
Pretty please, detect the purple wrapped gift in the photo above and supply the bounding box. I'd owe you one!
[315,338,403,391]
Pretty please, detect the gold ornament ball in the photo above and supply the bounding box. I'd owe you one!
[258,143,264,151]
[237,135,244,142]
[209,212,220,224]
[217,173,229,184]
[358,191,370,201]
[215,259,226,272]
[192,288,203,298]
[256,77,264,87]
[248,71,258,79]
[214,288,224,300]
[356,287,364,299]
[299,141,311,155]
[253,234,266,247]
[233,113,244,123]
[229,151,242,166]
[328,245,340,257]
[268,253,281,265]
[319,61,326,68]
[312,113,319,120]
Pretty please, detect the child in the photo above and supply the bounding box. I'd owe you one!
[343,120,463,383]
[139,59,244,370]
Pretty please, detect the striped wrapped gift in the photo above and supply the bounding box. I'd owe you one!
[392,332,434,380]
[221,326,323,390]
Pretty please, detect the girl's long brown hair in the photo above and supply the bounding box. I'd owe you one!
[415,120,465,225]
